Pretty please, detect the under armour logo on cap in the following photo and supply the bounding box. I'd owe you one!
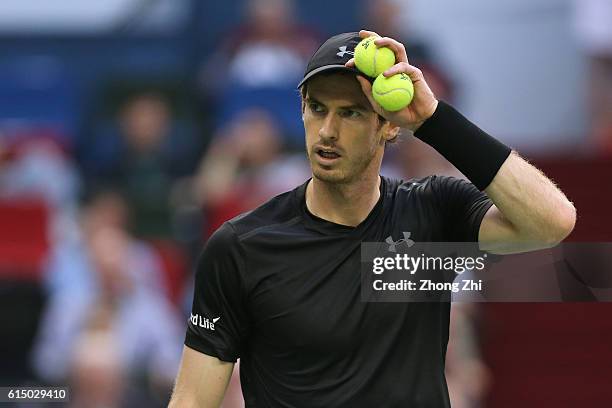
[297,32,366,89]
[385,232,415,252]
[336,46,355,58]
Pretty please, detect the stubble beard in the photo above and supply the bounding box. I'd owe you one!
[308,143,379,185]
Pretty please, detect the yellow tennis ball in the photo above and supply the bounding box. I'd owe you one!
[372,73,414,112]
[354,36,396,78]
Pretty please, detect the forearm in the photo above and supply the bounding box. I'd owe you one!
[484,151,576,243]
[414,101,576,250]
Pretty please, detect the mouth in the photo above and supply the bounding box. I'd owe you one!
[315,146,342,163]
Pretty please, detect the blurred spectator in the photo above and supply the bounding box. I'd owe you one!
[80,91,200,239]
[43,189,166,299]
[200,0,320,146]
[0,132,80,277]
[31,191,182,407]
[0,133,72,383]
[192,108,309,236]
[574,0,612,155]
[202,0,319,91]
[0,133,79,212]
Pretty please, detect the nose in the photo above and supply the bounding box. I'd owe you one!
[319,112,339,141]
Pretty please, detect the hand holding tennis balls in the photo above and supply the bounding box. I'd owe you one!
[354,36,412,112]
[346,30,439,132]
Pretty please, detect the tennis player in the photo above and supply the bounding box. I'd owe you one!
[169,31,576,407]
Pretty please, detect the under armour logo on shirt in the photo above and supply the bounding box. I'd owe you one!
[337,46,355,58]
[385,232,415,252]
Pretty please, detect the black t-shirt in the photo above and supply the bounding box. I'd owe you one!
[185,175,493,407]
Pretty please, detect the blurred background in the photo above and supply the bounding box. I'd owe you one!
[0,0,611,407]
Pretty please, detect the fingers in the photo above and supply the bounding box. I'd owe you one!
[374,36,409,64]
[345,57,355,68]
[383,62,423,82]
[359,29,379,39]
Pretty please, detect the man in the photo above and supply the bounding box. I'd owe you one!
[169,31,576,407]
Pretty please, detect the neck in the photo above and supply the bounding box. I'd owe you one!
[306,171,381,227]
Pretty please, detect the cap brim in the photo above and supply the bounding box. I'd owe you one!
[297,65,369,89]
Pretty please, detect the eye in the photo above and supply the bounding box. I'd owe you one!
[308,102,325,113]
[340,109,361,118]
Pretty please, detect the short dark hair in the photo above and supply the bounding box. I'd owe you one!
[298,74,399,144]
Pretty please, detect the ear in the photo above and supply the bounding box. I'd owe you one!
[382,122,401,142]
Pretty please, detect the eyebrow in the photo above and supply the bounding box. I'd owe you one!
[305,96,370,112]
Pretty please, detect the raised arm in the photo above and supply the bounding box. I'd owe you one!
[347,29,576,254]
[169,346,234,408]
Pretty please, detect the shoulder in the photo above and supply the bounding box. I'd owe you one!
[383,175,482,215]
[383,174,439,199]
[202,222,240,259]
[384,175,475,196]
[202,182,305,268]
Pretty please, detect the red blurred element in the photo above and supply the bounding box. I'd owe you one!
[0,199,49,280]
[482,303,612,407]
[482,154,612,407]
[534,155,612,241]
[1,127,71,157]
[149,239,188,305]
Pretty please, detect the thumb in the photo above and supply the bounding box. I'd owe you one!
[356,75,385,116]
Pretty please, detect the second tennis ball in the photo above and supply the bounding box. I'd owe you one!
[372,73,414,112]
[354,36,396,78]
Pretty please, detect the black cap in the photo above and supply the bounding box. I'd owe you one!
[297,32,368,89]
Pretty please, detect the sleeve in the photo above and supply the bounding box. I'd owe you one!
[430,175,494,242]
[184,222,250,362]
